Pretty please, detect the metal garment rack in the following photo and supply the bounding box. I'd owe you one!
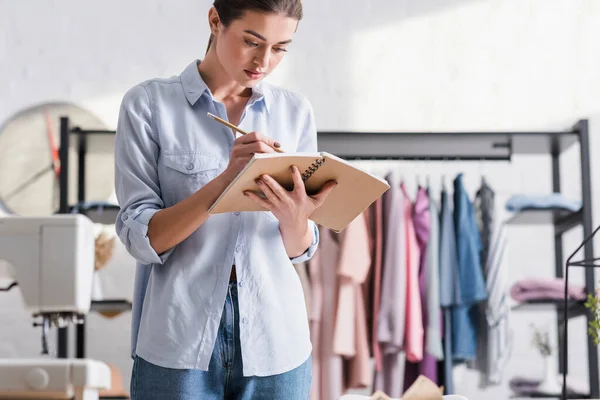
[54,116,597,397]
[56,116,131,361]
[317,119,598,399]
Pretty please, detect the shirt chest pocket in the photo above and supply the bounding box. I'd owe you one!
[162,152,221,204]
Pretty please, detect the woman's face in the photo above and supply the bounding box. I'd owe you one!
[212,9,297,87]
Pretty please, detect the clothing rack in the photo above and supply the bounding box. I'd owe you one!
[316,119,598,399]
[56,116,131,361]
[55,115,597,397]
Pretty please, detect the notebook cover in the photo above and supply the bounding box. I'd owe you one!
[208,152,322,214]
[306,152,389,232]
[208,151,390,232]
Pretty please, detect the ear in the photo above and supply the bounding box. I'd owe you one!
[208,7,221,35]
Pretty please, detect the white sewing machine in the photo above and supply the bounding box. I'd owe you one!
[0,214,111,400]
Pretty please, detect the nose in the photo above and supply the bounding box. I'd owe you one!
[254,48,269,70]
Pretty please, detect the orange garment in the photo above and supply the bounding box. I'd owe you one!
[402,183,424,363]
[333,215,372,390]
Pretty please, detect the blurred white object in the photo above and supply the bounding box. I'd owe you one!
[0,359,110,400]
[0,215,112,398]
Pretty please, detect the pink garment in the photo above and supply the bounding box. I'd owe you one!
[404,187,437,388]
[309,216,373,399]
[402,183,423,363]
[510,278,586,301]
[375,173,407,397]
[309,229,343,400]
[333,215,372,390]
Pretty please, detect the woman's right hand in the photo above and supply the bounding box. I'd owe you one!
[223,131,281,179]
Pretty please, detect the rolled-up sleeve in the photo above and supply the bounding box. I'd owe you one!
[290,96,320,264]
[114,84,173,265]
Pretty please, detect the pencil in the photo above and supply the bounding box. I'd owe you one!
[207,112,284,153]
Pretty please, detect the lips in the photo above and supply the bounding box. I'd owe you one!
[244,69,263,79]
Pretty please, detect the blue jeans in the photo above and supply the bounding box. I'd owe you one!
[130,282,312,400]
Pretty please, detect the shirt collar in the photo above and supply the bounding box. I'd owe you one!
[181,59,270,113]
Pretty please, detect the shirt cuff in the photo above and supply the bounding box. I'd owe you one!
[289,220,319,264]
[118,208,174,265]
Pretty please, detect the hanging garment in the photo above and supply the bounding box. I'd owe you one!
[374,172,407,398]
[369,197,384,373]
[424,190,443,362]
[308,228,344,400]
[309,216,373,400]
[401,182,423,364]
[438,188,461,394]
[404,186,435,388]
[333,215,372,391]
[475,178,494,273]
[484,220,512,384]
[452,173,487,361]
[471,178,494,382]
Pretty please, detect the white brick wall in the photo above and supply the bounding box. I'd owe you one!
[1,0,600,398]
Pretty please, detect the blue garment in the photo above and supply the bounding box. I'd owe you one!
[114,60,319,377]
[505,193,581,212]
[438,189,459,394]
[130,283,312,400]
[452,173,487,361]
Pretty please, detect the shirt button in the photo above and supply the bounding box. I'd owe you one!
[235,245,241,252]
[242,317,248,324]
[238,281,244,287]
[235,212,240,216]
[186,163,194,170]
[121,214,129,221]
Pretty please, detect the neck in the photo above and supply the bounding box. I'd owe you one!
[198,48,252,102]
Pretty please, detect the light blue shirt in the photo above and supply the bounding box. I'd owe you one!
[114,60,319,376]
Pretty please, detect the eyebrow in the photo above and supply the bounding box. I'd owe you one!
[244,30,292,45]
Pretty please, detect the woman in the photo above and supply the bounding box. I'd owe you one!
[114,0,336,399]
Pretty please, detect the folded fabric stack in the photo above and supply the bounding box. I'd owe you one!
[509,375,588,397]
[505,193,582,213]
[510,278,586,302]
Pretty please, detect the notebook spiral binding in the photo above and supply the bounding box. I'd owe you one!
[301,157,326,182]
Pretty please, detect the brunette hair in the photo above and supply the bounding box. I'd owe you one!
[206,0,303,53]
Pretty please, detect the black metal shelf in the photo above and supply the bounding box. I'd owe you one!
[511,393,590,399]
[91,299,132,313]
[505,208,583,235]
[512,298,588,320]
[316,130,579,160]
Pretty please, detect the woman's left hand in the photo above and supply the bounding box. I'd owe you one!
[244,165,337,228]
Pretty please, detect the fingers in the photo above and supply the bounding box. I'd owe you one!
[255,176,281,204]
[235,131,280,150]
[310,180,338,207]
[258,175,289,202]
[244,190,273,210]
[236,140,275,155]
[290,165,305,194]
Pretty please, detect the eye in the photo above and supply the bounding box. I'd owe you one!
[244,39,259,47]
[273,47,288,53]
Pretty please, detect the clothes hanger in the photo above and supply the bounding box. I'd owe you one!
[479,157,487,187]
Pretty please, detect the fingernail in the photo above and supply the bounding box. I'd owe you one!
[243,191,249,196]
[255,179,262,185]
[290,166,294,172]
[274,142,281,148]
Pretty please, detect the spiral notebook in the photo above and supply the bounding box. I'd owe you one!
[208,152,390,232]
